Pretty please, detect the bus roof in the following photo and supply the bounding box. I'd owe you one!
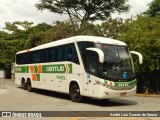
[16,36,127,54]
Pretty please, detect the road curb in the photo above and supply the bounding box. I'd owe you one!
[135,94,160,98]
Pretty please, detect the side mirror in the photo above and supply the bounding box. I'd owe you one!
[86,48,104,63]
[130,51,143,64]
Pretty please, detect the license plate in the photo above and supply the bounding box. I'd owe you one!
[120,92,127,96]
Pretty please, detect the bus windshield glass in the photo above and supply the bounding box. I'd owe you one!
[96,43,135,80]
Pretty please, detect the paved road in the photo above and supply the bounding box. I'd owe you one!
[0,79,160,120]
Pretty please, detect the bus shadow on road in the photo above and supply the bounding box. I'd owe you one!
[21,87,137,107]
[30,88,71,101]
[82,97,138,107]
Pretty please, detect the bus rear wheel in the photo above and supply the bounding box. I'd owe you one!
[27,80,33,92]
[69,84,82,102]
[22,80,27,90]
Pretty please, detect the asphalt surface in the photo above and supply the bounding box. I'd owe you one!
[0,79,160,120]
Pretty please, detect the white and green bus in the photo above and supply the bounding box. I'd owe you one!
[15,36,143,102]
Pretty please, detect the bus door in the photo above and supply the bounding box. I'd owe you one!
[86,52,99,98]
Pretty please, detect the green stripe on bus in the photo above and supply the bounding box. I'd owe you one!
[68,64,72,73]
[114,79,137,86]
[34,66,38,73]
[15,66,29,73]
[105,79,137,86]
[36,74,40,81]
[15,64,72,74]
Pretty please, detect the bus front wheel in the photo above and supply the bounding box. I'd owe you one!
[69,84,82,102]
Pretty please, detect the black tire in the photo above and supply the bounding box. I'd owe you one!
[27,80,33,92]
[69,84,82,102]
[22,80,27,90]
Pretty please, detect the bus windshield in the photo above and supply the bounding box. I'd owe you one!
[96,43,135,80]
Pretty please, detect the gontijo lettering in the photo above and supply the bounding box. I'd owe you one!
[46,66,64,72]
[15,67,22,72]
[43,64,72,73]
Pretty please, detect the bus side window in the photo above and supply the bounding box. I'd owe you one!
[16,54,20,64]
[26,53,30,64]
[67,46,72,61]
[50,48,56,62]
[33,51,38,63]
[78,42,95,70]
[87,53,98,75]
[58,47,63,61]
[16,53,27,64]
[65,43,79,64]
[64,46,69,61]
[72,46,79,64]
[29,52,34,63]
[33,51,41,63]
[54,47,59,62]
[42,49,50,62]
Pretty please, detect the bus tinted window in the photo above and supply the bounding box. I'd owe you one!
[16,43,79,64]
[58,47,63,61]
[41,49,50,62]
[78,42,95,69]
[65,44,79,64]
[16,53,27,64]
[56,43,79,64]
[50,48,56,62]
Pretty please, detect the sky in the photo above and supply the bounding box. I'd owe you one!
[0,0,153,31]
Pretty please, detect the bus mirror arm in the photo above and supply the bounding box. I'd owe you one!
[130,51,143,64]
[86,48,104,63]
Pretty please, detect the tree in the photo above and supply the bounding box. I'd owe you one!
[4,22,19,34]
[119,15,160,93]
[76,21,102,36]
[4,21,33,33]
[101,18,123,38]
[119,15,160,71]
[145,0,160,17]
[35,0,129,23]
[0,31,9,39]
[42,21,75,43]
[3,21,34,40]
[26,23,53,47]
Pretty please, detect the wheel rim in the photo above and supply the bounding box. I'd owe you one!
[27,82,31,89]
[22,81,25,88]
[72,89,80,99]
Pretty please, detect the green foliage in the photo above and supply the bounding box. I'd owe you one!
[0,21,52,78]
[4,21,33,33]
[119,15,160,72]
[145,0,160,17]
[0,31,9,39]
[26,23,52,47]
[3,21,34,40]
[76,22,101,36]
[101,18,123,38]
[35,0,129,23]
